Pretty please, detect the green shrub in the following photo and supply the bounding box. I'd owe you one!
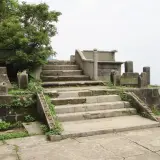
[0,121,11,131]
[40,124,49,134]
[24,115,35,122]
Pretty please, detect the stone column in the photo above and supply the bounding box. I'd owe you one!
[93,49,98,80]
[125,61,133,73]
[17,71,28,89]
[143,66,150,85]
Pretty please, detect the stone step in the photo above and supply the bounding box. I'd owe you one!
[42,70,83,76]
[49,115,159,141]
[42,81,104,88]
[55,101,130,114]
[51,95,121,106]
[47,60,75,65]
[44,86,107,93]
[41,75,90,82]
[47,89,113,98]
[43,65,79,70]
[57,108,137,122]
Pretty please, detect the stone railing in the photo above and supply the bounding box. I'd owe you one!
[126,92,158,121]
[75,49,123,81]
[37,92,55,130]
[75,49,98,80]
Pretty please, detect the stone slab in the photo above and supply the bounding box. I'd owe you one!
[120,73,139,86]
[50,115,159,141]
[23,122,43,135]
[0,145,16,160]
[119,127,160,152]
[3,128,160,160]
[125,153,160,160]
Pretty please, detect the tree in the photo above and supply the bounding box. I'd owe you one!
[0,1,61,70]
[0,0,18,20]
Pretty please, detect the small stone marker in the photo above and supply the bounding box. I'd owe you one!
[110,70,120,86]
[17,70,28,89]
[143,66,150,85]
[0,67,12,88]
[125,61,133,73]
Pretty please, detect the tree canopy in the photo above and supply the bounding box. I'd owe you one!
[0,0,61,70]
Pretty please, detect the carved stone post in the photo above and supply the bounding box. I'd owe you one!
[143,66,150,85]
[93,49,98,80]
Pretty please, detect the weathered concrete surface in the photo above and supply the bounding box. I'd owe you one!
[2,128,160,160]
[23,122,43,135]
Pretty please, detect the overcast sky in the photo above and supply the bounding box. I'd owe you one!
[24,0,160,85]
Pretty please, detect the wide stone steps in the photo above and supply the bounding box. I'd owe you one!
[55,101,130,114]
[42,81,104,88]
[41,60,159,142]
[47,60,75,65]
[51,95,121,106]
[43,65,79,70]
[41,70,83,76]
[49,115,159,141]
[56,108,137,122]
[41,75,90,82]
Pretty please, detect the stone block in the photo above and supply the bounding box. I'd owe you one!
[0,82,8,95]
[143,66,150,85]
[0,67,7,74]
[70,55,75,62]
[138,72,148,88]
[0,67,12,88]
[125,61,133,73]
[17,71,28,89]
[120,73,139,87]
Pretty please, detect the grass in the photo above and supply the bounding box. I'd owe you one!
[152,106,160,116]
[0,131,29,140]
[44,95,63,135]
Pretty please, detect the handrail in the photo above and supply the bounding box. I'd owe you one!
[75,50,94,62]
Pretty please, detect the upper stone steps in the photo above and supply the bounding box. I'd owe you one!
[47,60,75,65]
[42,81,104,88]
[41,75,90,82]
[43,65,79,70]
[42,70,83,76]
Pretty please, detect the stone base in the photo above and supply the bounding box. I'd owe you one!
[120,72,139,87]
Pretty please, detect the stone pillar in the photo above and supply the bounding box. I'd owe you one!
[93,49,98,80]
[138,72,148,88]
[17,71,28,89]
[143,66,150,85]
[125,61,133,73]
[70,55,75,62]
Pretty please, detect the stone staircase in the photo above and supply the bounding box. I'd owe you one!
[41,60,159,141]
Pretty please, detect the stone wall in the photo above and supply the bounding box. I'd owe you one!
[98,62,122,81]
[0,95,37,122]
[83,50,116,61]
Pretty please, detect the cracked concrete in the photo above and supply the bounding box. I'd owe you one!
[1,128,160,160]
